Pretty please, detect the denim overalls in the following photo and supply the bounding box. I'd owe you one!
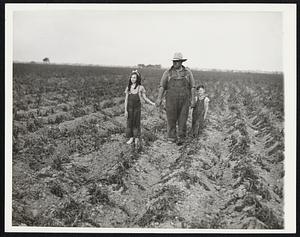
[126,88,141,138]
[165,68,191,140]
[192,96,206,136]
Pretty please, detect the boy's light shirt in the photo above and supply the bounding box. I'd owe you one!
[195,95,210,104]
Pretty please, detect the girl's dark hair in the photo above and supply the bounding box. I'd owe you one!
[127,70,142,92]
[196,84,205,90]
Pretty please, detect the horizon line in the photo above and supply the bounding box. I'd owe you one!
[13,60,284,75]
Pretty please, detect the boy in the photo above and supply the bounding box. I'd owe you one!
[191,85,210,137]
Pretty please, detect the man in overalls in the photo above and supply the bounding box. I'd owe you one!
[156,52,196,145]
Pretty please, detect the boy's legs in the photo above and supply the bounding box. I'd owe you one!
[192,113,200,137]
[198,112,205,134]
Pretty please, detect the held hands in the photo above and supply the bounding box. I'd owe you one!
[155,99,162,107]
[145,98,156,106]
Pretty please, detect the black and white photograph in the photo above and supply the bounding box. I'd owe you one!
[5,3,296,233]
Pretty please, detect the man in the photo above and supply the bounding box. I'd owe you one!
[156,52,196,145]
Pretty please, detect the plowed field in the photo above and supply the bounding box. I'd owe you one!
[12,63,284,229]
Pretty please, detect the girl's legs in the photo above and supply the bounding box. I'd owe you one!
[126,93,141,146]
[132,106,141,138]
[126,98,134,144]
[126,108,134,139]
[133,100,141,146]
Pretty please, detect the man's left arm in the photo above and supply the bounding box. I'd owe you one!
[188,69,196,107]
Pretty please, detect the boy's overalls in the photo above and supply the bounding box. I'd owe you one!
[192,96,206,136]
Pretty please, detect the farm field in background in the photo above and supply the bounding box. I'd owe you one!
[12,63,284,229]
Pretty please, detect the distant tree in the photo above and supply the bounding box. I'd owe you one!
[145,64,161,69]
[43,57,50,64]
[137,64,161,69]
[138,64,145,68]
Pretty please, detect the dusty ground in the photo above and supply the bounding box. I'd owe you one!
[12,64,284,229]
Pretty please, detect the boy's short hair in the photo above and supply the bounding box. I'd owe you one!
[196,85,205,90]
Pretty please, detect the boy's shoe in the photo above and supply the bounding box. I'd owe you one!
[126,137,134,144]
[176,138,185,146]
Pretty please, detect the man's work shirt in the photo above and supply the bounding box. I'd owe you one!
[159,65,195,90]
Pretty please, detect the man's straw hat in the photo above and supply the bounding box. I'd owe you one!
[172,52,187,62]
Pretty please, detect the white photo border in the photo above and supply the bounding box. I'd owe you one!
[5,3,297,234]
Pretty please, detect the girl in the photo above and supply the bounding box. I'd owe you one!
[124,70,155,145]
[191,85,210,137]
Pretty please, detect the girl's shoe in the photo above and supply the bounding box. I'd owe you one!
[167,138,176,144]
[126,138,134,144]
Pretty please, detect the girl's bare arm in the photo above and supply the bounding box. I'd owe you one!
[124,90,128,116]
[141,88,155,105]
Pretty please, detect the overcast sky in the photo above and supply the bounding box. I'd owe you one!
[13,10,282,71]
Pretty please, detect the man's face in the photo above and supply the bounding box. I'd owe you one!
[172,60,182,69]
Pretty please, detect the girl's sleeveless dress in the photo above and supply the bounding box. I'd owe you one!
[126,87,141,138]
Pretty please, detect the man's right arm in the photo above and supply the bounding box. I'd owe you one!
[156,70,168,106]
[124,88,128,117]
